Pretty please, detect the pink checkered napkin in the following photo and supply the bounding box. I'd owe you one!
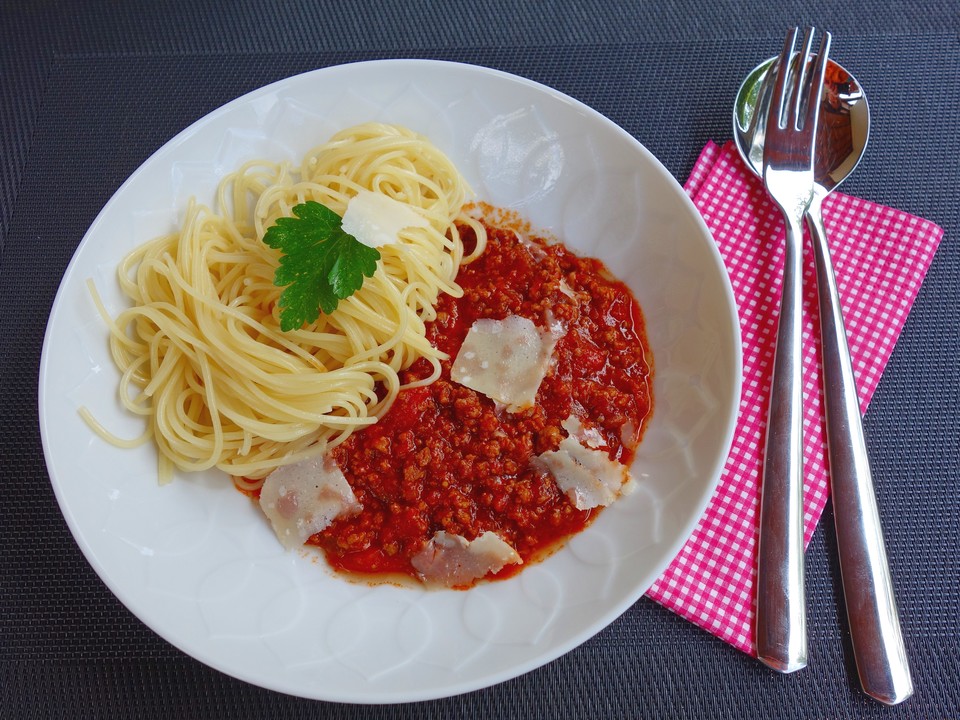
[644,140,943,654]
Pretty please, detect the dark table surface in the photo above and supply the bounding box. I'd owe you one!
[3,2,959,718]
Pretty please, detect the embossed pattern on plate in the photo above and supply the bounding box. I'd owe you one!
[39,60,742,703]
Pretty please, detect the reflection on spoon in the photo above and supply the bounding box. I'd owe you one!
[734,55,869,191]
[733,57,913,705]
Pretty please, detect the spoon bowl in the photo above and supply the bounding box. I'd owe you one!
[734,55,870,191]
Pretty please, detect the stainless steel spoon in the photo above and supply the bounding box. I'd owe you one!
[734,57,913,705]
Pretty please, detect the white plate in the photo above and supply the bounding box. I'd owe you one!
[39,60,742,703]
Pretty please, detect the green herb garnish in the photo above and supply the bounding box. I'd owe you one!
[263,200,380,332]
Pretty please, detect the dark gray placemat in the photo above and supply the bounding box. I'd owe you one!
[2,32,959,720]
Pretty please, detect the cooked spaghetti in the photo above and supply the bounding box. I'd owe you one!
[85,123,486,484]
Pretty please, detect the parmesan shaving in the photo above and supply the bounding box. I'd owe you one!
[561,414,606,449]
[259,455,361,549]
[341,188,430,248]
[451,315,559,412]
[411,531,522,587]
[536,435,632,510]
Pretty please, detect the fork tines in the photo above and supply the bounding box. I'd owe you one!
[770,27,831,136]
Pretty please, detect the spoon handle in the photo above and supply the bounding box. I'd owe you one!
[806,196,913,705]
[755,213,807,673]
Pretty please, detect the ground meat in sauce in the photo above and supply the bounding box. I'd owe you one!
[313,220,653,585]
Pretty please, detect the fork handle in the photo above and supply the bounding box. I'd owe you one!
[755,213,807,673]
[806,196,914,704]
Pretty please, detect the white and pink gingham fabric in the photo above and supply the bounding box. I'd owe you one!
[645,140,944,654]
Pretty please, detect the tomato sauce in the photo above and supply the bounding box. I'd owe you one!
[313,220,654,585]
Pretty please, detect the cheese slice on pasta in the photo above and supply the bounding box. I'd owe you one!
[561,414,606,449]
[536,432,632,510]
[341,188,430,249]
[259,455,361,549]
[451,315,556,412]
[411,531,522,587]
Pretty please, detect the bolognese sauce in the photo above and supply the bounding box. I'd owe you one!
[303,217,654,587]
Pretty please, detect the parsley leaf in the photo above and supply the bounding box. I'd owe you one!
[263,200,380,332]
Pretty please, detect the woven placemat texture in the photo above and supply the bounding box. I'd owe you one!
[2,6,959,716]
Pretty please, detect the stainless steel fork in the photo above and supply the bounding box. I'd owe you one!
[754,26,830,674]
